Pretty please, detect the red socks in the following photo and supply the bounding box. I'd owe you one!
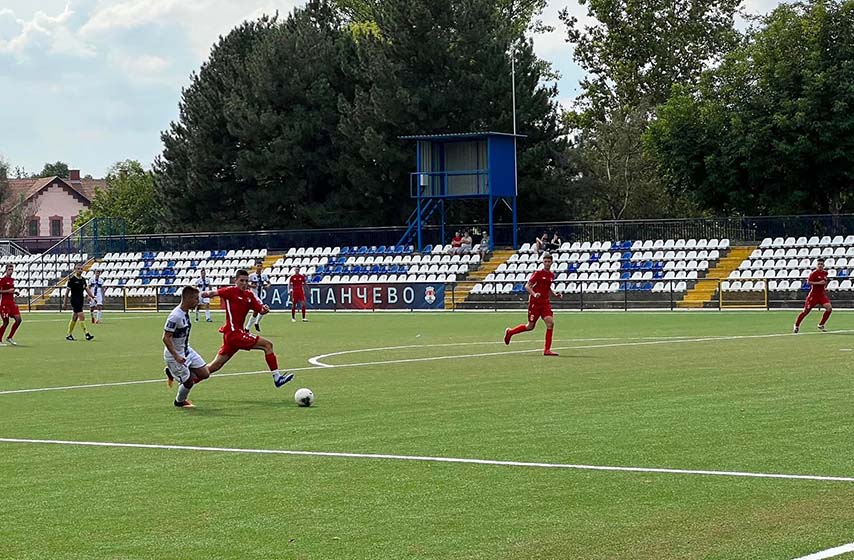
[291,305,296,319]
[8,321,19,339]
[265,352,279,371]
[820,309,832,326]
[0,320,7,340]
[302,308,306,319]
[544,328,554,352]
[795,310,809,327]
[508,324,527,337]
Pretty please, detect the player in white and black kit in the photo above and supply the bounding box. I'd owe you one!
[248,262,271,332]
[195,268,213,322]
[88,269,105,324]
[163,285,211,408]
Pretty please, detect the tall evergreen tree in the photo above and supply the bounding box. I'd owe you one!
[154,17,278,230]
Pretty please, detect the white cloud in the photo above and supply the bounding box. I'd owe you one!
[0,3,95,59]
[81,0,300,58]
[108,50,174,85]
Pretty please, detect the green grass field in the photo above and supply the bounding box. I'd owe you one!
[2,309,854,559]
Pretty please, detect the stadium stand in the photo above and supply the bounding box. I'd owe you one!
[89,244,480,299]
[0,253,85,297]
[725,235,854,293]
[467,238,730,298]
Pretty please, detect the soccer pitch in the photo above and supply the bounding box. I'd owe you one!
[2,310,854,560]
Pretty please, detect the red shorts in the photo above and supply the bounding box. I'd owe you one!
[528,304,553,325]
[291,293,306,304]
[218,330,260,357]
[0,301,20,320]
[804,293,831,309]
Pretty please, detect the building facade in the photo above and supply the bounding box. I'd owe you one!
[2,170,105,239]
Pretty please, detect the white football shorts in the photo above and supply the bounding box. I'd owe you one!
[163,347,206,384]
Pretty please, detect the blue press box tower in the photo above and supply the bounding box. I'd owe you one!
[398,132,523,251]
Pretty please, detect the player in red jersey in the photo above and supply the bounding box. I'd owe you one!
[288,265,308,322]
[503,253,563,356]
[794,258,832,333]
[0,263,22,346]
[200,269,294,387]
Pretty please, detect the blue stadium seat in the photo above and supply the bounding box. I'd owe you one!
[589,253,600,262]
[422,244,433,254]
[395,245,405,254]
[642,282,653,291]
[312,275,322,283]
[620,272,631,280]
[340,247,350,256]
[357,246,368,255]
[333,265,344,274]
[622,251,632,261]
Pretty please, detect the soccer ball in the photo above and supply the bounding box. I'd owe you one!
[294,388,315,407]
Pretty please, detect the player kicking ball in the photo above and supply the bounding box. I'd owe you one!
[201,269,293,387]
[504,252,563,356]
[163,286,211,408]
[794,257,832,333]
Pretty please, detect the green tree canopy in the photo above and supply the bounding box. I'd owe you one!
[76,160,158,234]
[39,161,69,178]
[646,0,854,215]
[154,0,570,230]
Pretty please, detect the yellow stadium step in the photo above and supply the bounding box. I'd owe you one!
[29,256,97,309]
[677,245,756,308]
[445,249,516,309]
[261,253,283,271]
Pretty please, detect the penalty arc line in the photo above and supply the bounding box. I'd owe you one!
[0,330,848,396]
[2,437,854,484]
[308,329,853,368]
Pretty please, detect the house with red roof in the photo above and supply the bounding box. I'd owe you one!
[2,170,106,238]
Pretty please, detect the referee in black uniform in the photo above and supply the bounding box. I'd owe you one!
[64,263,95,341]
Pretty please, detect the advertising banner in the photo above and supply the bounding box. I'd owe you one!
[262,283,445,310]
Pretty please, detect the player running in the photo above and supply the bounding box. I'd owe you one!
[0,263,22,346]
[794,258,833,333]
[201,269,293,387]
[248,262,271,331]
[163,285,211,408]
[195,268,213,322]
[88,269,105,324]
[64,264,95,341]
[288,265,308,322]
[503,252,563,356]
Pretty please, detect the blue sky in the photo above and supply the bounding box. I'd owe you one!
[0,0,780,178]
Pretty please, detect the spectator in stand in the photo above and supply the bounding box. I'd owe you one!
[460,231,473,255]
[447,231,463,255]
[479,231,491,259]
[546,231,562,252]
[535,232,548,254]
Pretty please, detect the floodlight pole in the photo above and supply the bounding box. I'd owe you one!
[510,38,519,250]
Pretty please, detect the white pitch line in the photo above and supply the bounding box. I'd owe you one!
[792,542,854,560]
[1,330,849,396]
[308,329,852,368]
[2,437,854,484]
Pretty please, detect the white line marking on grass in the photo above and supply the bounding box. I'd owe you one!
[2,437,854,483]
[792,542,854,560]
[308,329,853,367]
[2,330,849,396]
